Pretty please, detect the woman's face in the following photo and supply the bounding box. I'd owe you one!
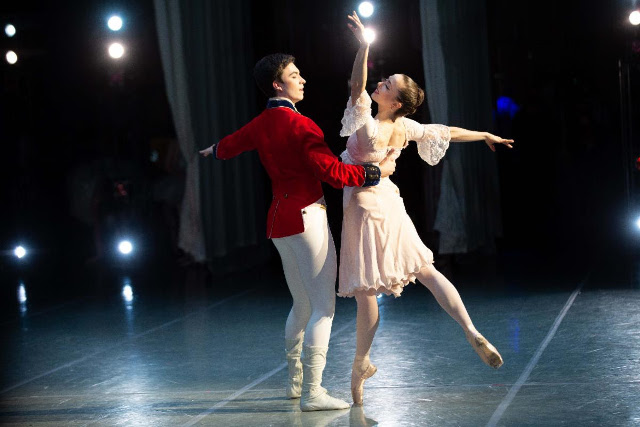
[371,74,403,109]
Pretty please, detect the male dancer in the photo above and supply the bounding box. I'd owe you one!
[200,54,395,411]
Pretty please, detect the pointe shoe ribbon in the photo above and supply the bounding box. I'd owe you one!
[466,332,504,369]
[351,359,377,406]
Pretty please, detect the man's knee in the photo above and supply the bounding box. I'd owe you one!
[292,300,312,317]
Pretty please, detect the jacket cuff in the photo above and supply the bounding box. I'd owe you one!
[361,165,381,187]
[213,143,221,160]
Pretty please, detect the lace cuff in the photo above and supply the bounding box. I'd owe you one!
[340,91,372,137]
[404,119,451,166]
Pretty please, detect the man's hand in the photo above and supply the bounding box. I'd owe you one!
[378,148,397,178]
[199,145,214,157]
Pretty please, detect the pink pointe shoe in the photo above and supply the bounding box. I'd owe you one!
[466,331,504,369]
[351,359,377,406]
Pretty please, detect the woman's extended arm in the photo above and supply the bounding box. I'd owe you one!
[449,127,514,152]
[347,11,369,105]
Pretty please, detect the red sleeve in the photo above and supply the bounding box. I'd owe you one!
[299,119,365,189]
[215,116,259,160]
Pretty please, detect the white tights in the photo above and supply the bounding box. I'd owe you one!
[272,204,336,348]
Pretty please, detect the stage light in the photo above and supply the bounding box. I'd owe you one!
[5,24,16,37]
[18,283,27,314]
[636,216,640,230]
[363,28,376,44]
[118,240,133,255]
[18,283,27,304]
[122,284,133,303]
[14,246,26,259]
[358,2,374,18]
[108,15,123,31]
[6,50,17,64]
[108,42,125,59]
[630,11,640,26]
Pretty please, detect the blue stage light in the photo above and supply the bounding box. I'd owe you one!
[497,96,520,119]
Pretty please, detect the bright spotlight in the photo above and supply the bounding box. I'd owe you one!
[118,240,133,255]
[108,43,125,59]
[358,2,374,18]
[5,24,16,37]
[6,50,17,64]
[636,216,640,230]
[14,246,26,259]
[363,28,376,44]
[108,15,123,31]
[630,11,640,26]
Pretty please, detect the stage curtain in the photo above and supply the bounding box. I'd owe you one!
[154,0,265,265]
[420,0,503,254]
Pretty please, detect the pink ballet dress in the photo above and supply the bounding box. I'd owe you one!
[337,91,451,298]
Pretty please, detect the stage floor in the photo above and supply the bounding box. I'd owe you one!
[1,254,639,426]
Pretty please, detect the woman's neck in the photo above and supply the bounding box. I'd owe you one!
[376,104,396,123]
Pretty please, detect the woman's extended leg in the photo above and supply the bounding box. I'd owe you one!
[351,291,380,405]
[415,264,503,368]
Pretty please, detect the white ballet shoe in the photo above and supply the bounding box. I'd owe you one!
[285,337,304,399]
[300,345,350,411]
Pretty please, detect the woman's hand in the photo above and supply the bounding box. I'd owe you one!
[199,145,215,157]
[347,11,367,45]
[484,133,514,152]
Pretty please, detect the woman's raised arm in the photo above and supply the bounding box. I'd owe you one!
[347,11,369,105]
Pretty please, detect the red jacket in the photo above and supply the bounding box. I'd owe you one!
[216,105,366,238]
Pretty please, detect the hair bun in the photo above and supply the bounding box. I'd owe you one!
[396,74,425,118]
[416,88,425,108]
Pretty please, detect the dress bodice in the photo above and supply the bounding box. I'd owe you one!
[339,91,451,166]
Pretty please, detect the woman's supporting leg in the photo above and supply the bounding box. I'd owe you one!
[354,291,379,360]
[351,291,379,405]
[415,264,503,368]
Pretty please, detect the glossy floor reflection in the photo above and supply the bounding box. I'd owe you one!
[1,254,639,426]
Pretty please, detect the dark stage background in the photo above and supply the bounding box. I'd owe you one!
[0,0,638,303]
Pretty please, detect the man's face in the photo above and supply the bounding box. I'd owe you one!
[274,62,306,104]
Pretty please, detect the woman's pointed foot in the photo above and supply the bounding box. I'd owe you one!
[351,360,377,405]
[466,331,503,369]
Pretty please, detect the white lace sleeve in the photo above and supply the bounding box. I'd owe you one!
[403,118,451,166]
[340,91,373,137]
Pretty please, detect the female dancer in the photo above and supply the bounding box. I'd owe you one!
[339,12,513,405]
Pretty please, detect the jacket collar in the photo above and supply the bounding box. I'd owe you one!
[267,97,299,114]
